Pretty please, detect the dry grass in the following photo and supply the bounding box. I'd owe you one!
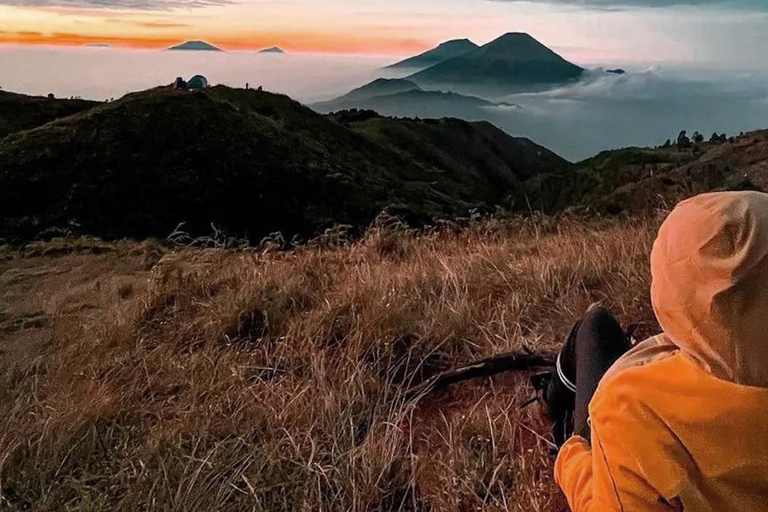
[0,214,661,511]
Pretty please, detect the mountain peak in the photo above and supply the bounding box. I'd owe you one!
[259,46,285,54]
[406,32,583,94]
[485,32,548,49]
[167,40,222,52]
[384,39,479,70]
[438,38,474,47]
[499,32,536,40]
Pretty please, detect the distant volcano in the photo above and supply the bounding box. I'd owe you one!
[167,40,222,52]
[328,78,422,103]
[385,39,478,71]
[259,47,285,54]
[406,32,583,94]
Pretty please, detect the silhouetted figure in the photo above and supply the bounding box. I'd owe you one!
[709,133,728,144]
[677,130,691,149]
[172,77,188,90]
[246,82,250,90]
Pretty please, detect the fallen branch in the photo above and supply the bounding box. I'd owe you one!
[402,351,555,403]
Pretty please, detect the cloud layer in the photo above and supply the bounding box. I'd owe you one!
[0,0,230,10]
[3,0,765,12]
[493,0,764,9]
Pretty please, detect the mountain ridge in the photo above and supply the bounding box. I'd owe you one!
[385,39,479,70]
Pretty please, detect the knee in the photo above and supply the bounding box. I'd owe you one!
[578,307,626,353]
[582,306,618,330]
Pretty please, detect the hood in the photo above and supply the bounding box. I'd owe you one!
[651,191,768,388]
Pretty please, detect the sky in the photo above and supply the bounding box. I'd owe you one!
[0,0,767,66]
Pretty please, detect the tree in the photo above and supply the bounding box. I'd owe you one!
[692,131,704,144]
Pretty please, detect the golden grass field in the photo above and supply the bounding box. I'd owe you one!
[0,214,662,511]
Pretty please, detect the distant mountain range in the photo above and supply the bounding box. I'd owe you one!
[320,32,585,114]
[259,47,285,54]
[385,39,478,70]
[406,33,584,95]
[319,78,421,104]
[167,40,222,52]
[312,78,510,119]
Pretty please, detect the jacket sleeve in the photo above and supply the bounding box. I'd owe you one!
[555,426,678,512]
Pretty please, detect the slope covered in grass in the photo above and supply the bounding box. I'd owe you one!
[0,214,659,511]
[0,86,569,242]
[0,90,98,138]
[335,114,569,210]
[514,130,768,214]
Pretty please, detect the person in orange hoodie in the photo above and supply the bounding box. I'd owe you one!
[551,191,768,511]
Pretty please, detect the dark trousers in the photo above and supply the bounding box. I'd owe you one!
[548,307,632,444]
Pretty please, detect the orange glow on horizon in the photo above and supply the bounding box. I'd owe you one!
[0,2,448,56]
[0,28,430,56]
[0,32,429,56]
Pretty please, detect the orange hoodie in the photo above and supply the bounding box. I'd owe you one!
[555,191,768,511]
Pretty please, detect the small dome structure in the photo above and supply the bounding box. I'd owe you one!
[187,75,209,90]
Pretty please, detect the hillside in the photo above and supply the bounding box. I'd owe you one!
[320,78,423,104]
[313,82,503,119]
[407,32,584,95]
[385,39,479,70]
[0,86,569,242]
[0,90,98,138]
[580,131,768,214]
[1,214,660,511]
[336,114,568,206]
[536,131,768,214]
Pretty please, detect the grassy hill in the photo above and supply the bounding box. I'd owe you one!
[0,90,98,138]
[568,131,768,214]
[0,86,569,242]
[340,114,568,208]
